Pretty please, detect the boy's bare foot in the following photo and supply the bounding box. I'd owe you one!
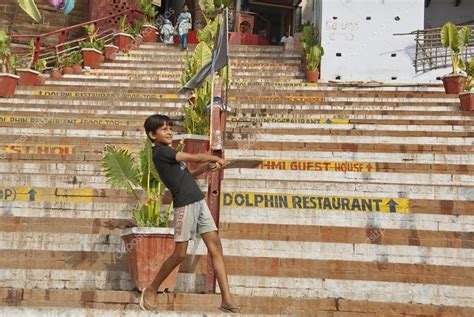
[140,288,157,310]
[219,302,240,313]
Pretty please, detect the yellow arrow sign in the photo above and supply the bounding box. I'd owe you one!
[259,160,376,172]
[33,90,180,100]
[227,116,349,124]
[0,186,94,203]
[222,192,409,214]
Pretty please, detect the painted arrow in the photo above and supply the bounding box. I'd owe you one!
[387,199,398,213]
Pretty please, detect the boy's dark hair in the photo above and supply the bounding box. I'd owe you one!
[144,114,173,142]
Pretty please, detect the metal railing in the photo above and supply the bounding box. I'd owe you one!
[397,25,474,73]
[10,9,143,68]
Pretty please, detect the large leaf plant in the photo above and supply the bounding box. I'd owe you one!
[180,2,232,135]
[102,139,172,227]
[441,22,472,75]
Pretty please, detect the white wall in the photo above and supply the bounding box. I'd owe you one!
[425,0,474,28]
[320,0,432,83]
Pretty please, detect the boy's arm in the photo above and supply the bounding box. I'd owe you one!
[176,152,227,177]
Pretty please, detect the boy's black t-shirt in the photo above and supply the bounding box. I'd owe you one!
[152,144,204,208]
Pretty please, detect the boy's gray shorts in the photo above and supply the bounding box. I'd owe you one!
[173,199,218,242]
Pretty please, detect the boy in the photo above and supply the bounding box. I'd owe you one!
[141,114,239,313]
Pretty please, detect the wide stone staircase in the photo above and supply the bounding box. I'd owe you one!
[0,42,473,316]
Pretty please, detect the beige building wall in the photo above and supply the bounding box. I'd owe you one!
[300,0,315,24]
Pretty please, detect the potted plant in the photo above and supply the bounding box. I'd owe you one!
[306,45,324,83]
[34,58,47,86]
[459,58,474,111]
[114,15,136,53]
[62,54,74,75]
[80,24,104,69]
[69,52,83,74]
[16,39,41,86]
[0,31,19,98]
[299,25,318,72]
[139,0,158,43]
[440,22,472,94]
[102,139,180,292]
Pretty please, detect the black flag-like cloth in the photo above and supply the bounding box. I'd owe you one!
[179,10,229,93]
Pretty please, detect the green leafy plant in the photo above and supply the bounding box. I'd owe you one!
[300,25,319,56]
[138,0,156,25]
[306,45,324,71]
[461,58,474,91]
[54,55,65,71]
[182,42,212,135]
[16,39,37,69]
[0,31,14,73]
[79,24,105,51]
[118,15,128,33]
[441,22,472,75]
[102,139,173,227]
[34,58,47,72]
[197,18,219,48]
[70,51,83,65]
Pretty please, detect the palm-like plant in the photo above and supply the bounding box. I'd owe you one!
[138,0,156,25]
[102,139,172,227]
[306,45,324,71]
[441,22,472,75]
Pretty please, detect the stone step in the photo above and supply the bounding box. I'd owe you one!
[3,115,473,133]
[114,54,302,63]
[77,71,306,81]
[45,78,181,89]
[2,158,472,178]
[2,232,472,273]
[234,133,474,145]
[230,82,446,92]
[0,102,464,116]
[98,65,305,76]
[1,214,471,248]
[139,43,286,53]
[227,123,474,131]
[228,90,457,100]
[6,288,468,316]
[221,177,474,201]
[226,139,472,155]
[222,169,474,186]
[228,108,470,117]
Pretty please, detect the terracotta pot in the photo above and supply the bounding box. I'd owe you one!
[459,92,474,111]
[35,75,46,86]
[442,74,467,94]
[17,69,39,86]
[104,45,119,61]
[82,48,102,69]
[63,66,74,75]
[72,65,83,74]
[173,134,210,179]
[141,25,158,43]
[306,70,319,83]
[114,33,134,53]
[121,228,179,291]
[0,73,19,98]
[50,69,62,78]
